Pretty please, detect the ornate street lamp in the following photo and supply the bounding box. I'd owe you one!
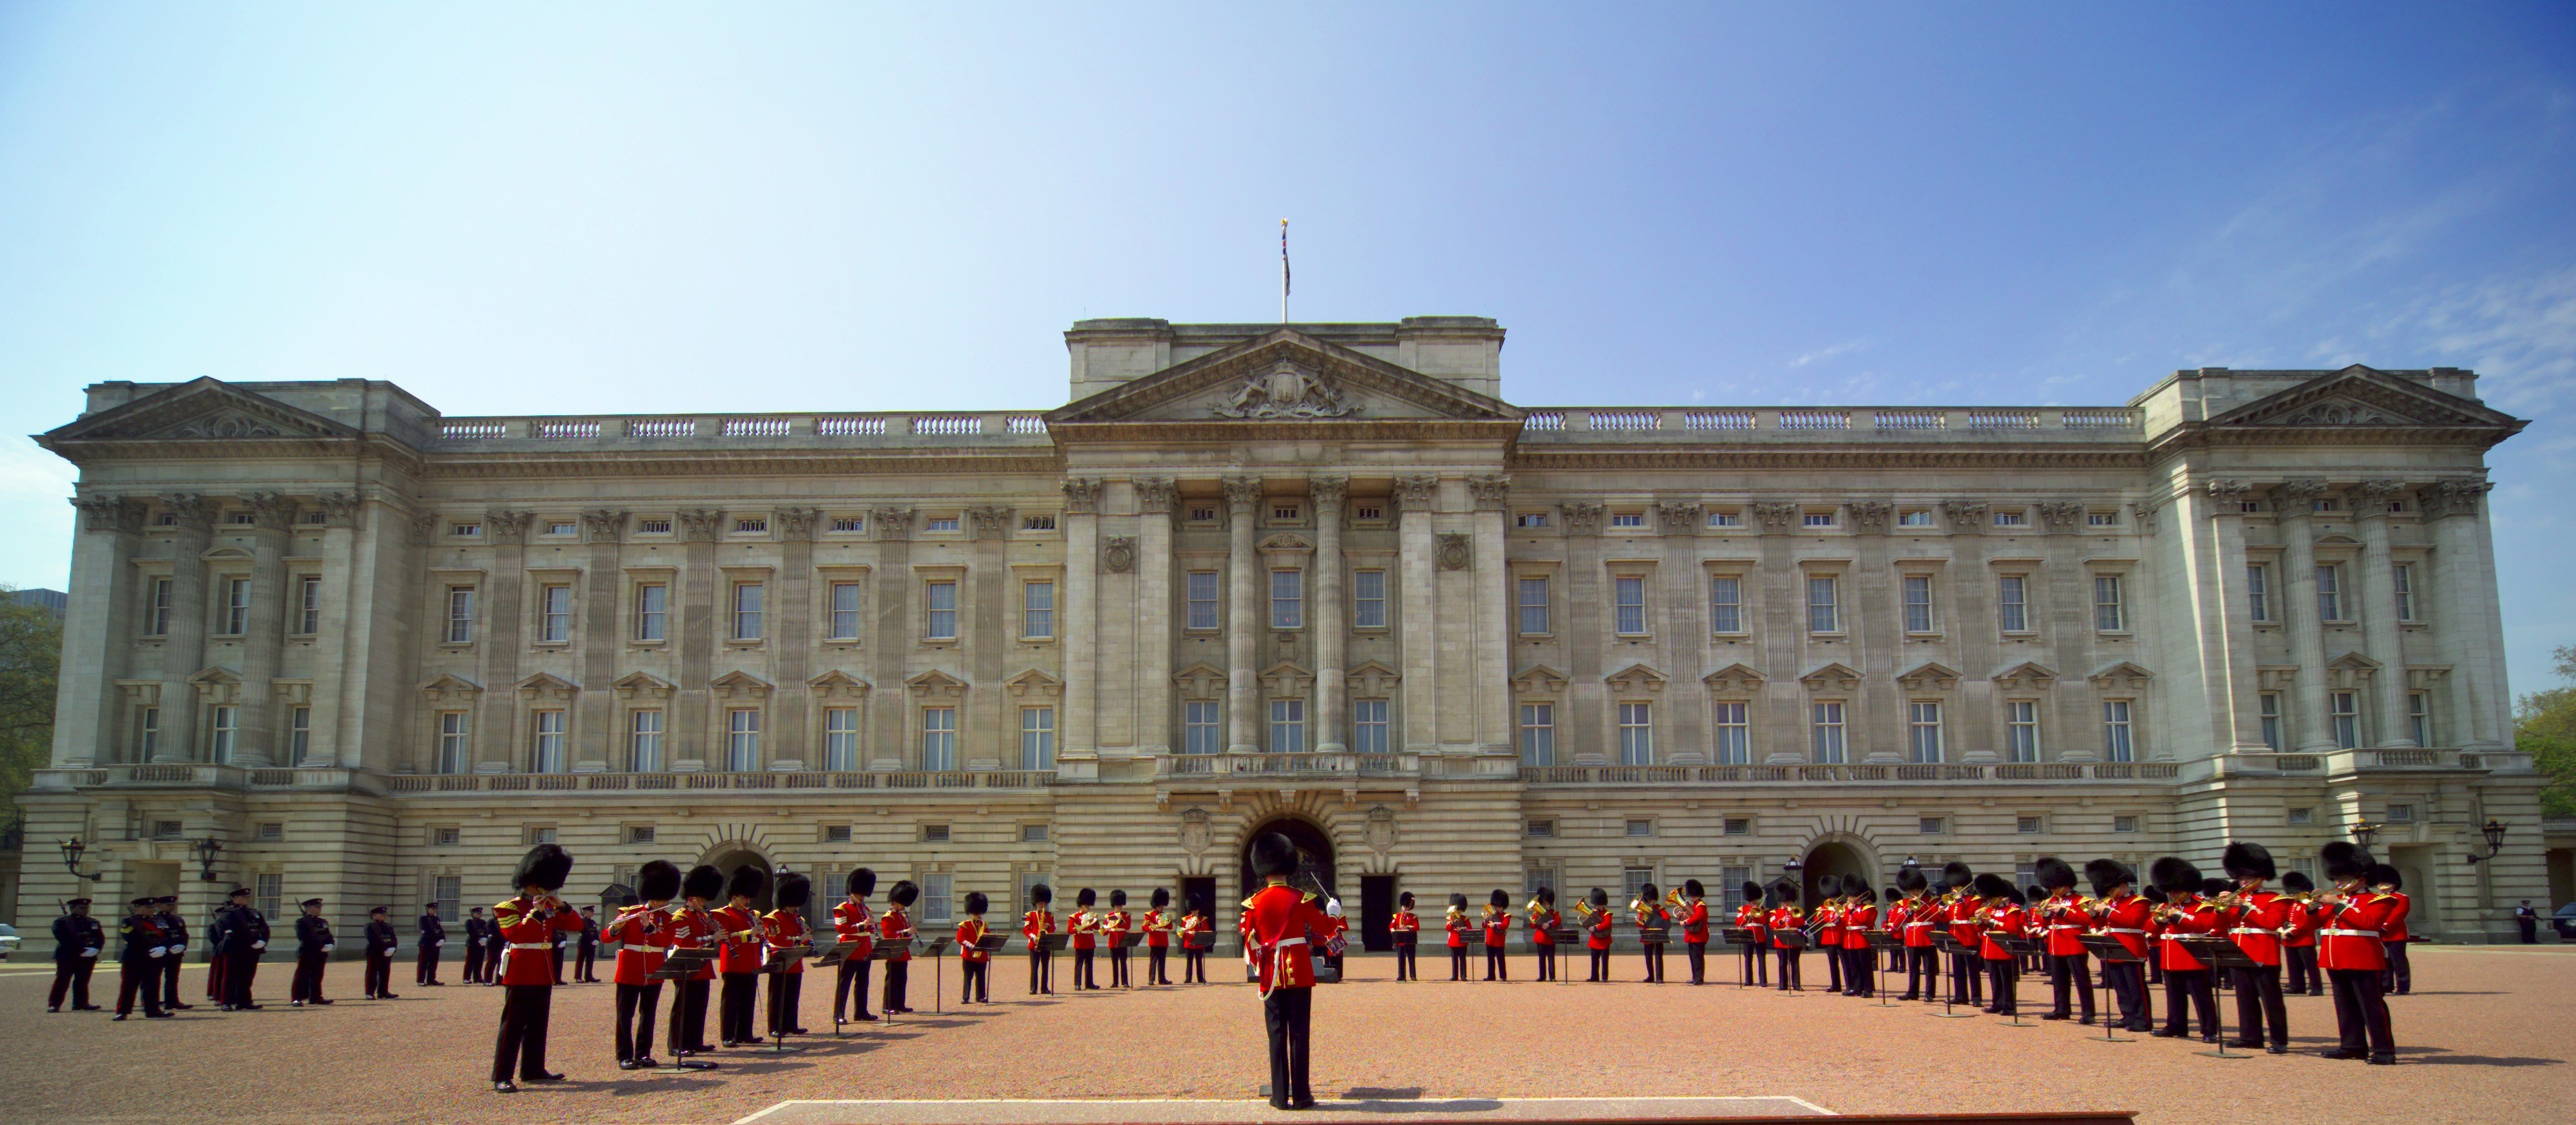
[189,836,225,882]
[2464,819,2508,866]
[56,837,103,881]
[2350,821,2380,850]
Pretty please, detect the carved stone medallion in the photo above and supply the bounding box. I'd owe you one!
[1102,535,1137,573]
[1435,533,1471,571]
[1212,361,1356,419]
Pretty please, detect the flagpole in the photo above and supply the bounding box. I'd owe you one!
[1279,218,1289,324]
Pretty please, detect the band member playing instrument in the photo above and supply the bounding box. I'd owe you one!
[1243,832,1333,1111]
[1444,894,1472,981]
[2214,842,2290,1053]
[1678,880,1710,985]
[1941,863,1983,1007]
[666,865,724,1063]
[1968,874,2024,1015]
[1735,881,1769,986]
[1390,892,1421,981]
[2279,871,2324,995]
[2371,864,2412,996]
[611,862,680,1070]
[1890,868,1934,1000]
[1632,883,1670,984]
[2146,858,2220,1041]
[1526,888,1559,982]
[958,892,993,1004]
[1480,889,1512,981]
[2312,842,2398,1063]
[1839,877,1875,997]
[488,844,583,1093]
[1765,880,1803,991]
[1583,888,1614,981]
[1144,888,1175,986]
[1104,890,1135,989]
[2031,858,2094,1024]
[762,873,811,1038]
[1180,896,1211,984]
[832,868,878,1024]
[1024,884,1057,995]
[711,866,766,1047]
[1812,876,1843,993]
[1070,888,1101,991]
[2085,860,2152,1033]
[1323,898,1350,977]
[880,880,918,1014]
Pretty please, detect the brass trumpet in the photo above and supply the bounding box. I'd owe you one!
[1567,899,1600,922]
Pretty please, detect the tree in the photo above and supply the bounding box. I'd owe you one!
[2517,644,2576,819]
[0,590,63,830]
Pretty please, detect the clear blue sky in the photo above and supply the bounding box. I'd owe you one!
[2,3,2570,696]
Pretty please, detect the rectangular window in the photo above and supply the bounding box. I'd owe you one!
[1517,577,1550,635]
[2114,815,2140,833]
[152,819,183,841]
[726,707,761,772]
[2393,563,2416,621]
[821,707,859,771]
[528,826,558,844]
[445,587,476,644]
[925,580,958,640]
[136,706,159,758]
[635,583,667,641]
[1898,510,1935,528]
[2386,803,2416,823]
[2247,564,2271,622]
[920,707,956,770]
[1724,819,1751,837]
[2259,692,2282,752]
[1516,512,1549,529]
[209,705,238,763]
[1617,702,1653,765]
[547,521,576,537]
[1712,701,1750,764]
[1803,511,1836,528]
[1810,702,1847,764]
[434,826,461,847]
[926,516,959,533]
[1918,817,1944,835]
[1186,571,1221,631]
[449,522,482,538]
[2087,511,2119,527]
[829,515,863,533]
[1188,505,1216,522]
[824,825,852,843]
[1354,504,1383,521]
[1183,700,1221,754]
[1525,819,1555,838]
[1610,512,1644,528]
[1807,576,1840,633]
[147,577,172,635]
[1518,702,1555,766]
[1270,699,1307,753]
[532,710,566,773]
[433,876,461,922]
[2331,691,2360,750]
[1352,699,1389,753]
[1020,706,1055,770]
[1021,823,1049,842]
[821,581,861,641]
[1614,576,1647,635]
[256,873,283,920]
[637,518,671,534]
[539,584,572,642]
[289,706,312,765]
[2093,575,2125,632]
[2316,565,2343,622]
[1021,514,1056,531]
[437,712,470,774]
[1903,575,1935,633]
[2017,815,2043,834]
[1625,819,1652,837]
[1353,570,1386,629]
[628,825,656,844]
[922,873,953,923]
[1271,503,1301,522]
[1721,866,1752,910]
[629,709,663,772]
[1270,569,1304,629]
[2289,807,2313,825]
[1709,575,1743,633]
[2006,700,2039,763]
[1623,868,1654,905]
[2408,691,2430,746]
[223,577,249,634]
[1022,580,1055,639]
[1906,701,1944,764]
[1993,510,2027,527]
[732,582,764,640]
[2104,700,2135,762]
[1708,510,1743,527]
[297,575,322,634]
[1997,575,2028,633]
[921,823,950,842]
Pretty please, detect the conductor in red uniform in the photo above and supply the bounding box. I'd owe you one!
[2313,842,2398,1062]
[831,868,877,1024]
[1480,889,1512,981]
[489,843,585,1093]
[1243,831,1332,1111]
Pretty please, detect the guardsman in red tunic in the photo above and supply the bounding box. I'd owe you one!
[2279,871,2324,995]
[1839,878,1877,997]
[1966,874,2022,1014]
[1735,881,1770,986]
[1812,876,1844,993]
[2312,842,2398,1062]
[761,873,812,1039]
[1897,869,1941,1002]
[1525,888,1559,982]
[610,861,680,1070]
[879,880,919,1014]
[1443,894,1472,980]
[2219,842,2291,1053]
[1678,880,1712,985]
[1104,889,1135,988]
[1243,832,1334,1111]
[1069,887,1101,991]
[710,866,767,1047]
[1479,889,1512,981]
[2083,860,2152,1033]
[488,845,585,1093]
[1940,864,1983,1006]
[1581,887,1615,982]
[664,865,724,1064]
[1632,883,1671,984]
[1144,887,1176,986]
[1179,895,1212,984]
[2146,857,2220,1041]
[956,891,993,1003]
[1766,879,1806,991]
[2032,857,2096,1024]
[831,868,878,1024]
[1022,883,1056,995]
[2371,864,2413,996]
[1389,892,1421,981]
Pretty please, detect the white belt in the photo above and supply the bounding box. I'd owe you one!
[505,942,552,950]
[1270,937,1306,948]
[2048,924,2080,931]
[2228,928,2274,936]
[2102,927,2146,935]
[2319,928,2383,938]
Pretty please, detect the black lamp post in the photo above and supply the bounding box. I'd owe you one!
[2351,821,2379,850]
[189,836,224,882]
[2464,819,2507,865]
[56,837,103,881]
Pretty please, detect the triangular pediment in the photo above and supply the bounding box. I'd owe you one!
[2207,366,2520,433]
[1006,668,1065,698]
[1605,663,1668,692]
[804,669,870,692]
[1172,661,1228,699]
[2326,650,2382,671]
[1702,662,1766,692]
[1991,661,2060,689]
[710,670,775,697]
[2087,661,2156,688]
[1045,330,1521,429]
[514,672,579,697]
[1800,661,1864,690]
[39,377,359,454]
[418,673,482,698]
[1510,663,1570,694]
[1894,661,1963,691]
[903,668,968,698]
[613,671,677,698]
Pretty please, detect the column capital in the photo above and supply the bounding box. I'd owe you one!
[1748,501,1796,533]
[159,493,218,533]
[1468,473,1510,511]
[1062,477,1105,515]
[1845,500,1890,534]
[1940,499,1988,531]
[243,491,299,533]
[2036,501,2087,531]
[1565,500,1608,535]
[676,508,725,542]
[485,510,535,545]
[317,492,364,530]
[2348,480,2406,518]
[1133,476,1177,515]
[2201,479,2252,518]
[1222,476,1264,514]
[2267,478,2331,514]
[72,495,143,535]
[1307,475,1349,509]
[1393,475,1439,513]
[2420,477,2494,520]
[966,506,1012,540]
[582,508,630,544]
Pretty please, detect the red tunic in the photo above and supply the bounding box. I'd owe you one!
[609,903,675,987]
[1021,908,1054,951]
[1587,909,1614,950]
[1102,908,1132,950]
[1070,909,1097,951]
[2097,893,2152,960]
[1481,910,1510,947]
[491,895,584,987]
[2281,899,2319,949]
[831,899,875,960]
[1735,903,1768,945]
[1143,908,1172,948]
[1841,901,1876,950]
[761,909,806,974]
[1898,897,1937,948]
[2038,893,2088,957]
[2224,891,2289,967]
[2158,899,2219,972]
[710,904,764,974]
[2313,893,2398,972]
[1680,900,1710,944]
[1946,896,1985,951]
[2381,892,2412,942]
[1243,883,1332,996]
[1388,910,1419,943]
[667,906,720,981]
[956,917,991,962]
[1977,903,2025,961]
[1177,912,1209,949]
[1815,902,1843,947]
[1444,914,1471,949]
[878,907,914,961]
[1767,906,1800,949]
[1528,907,1558,945]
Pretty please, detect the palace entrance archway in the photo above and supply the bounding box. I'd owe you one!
[1800,839,1876,906]
[701,845,776,914]
[1239,819,1337,903]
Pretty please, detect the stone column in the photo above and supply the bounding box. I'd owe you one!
[60,496,143,766]
[675,508,722,770]
[1134,479,1176,756]
[1852,502,1898,763]
[2423,479,2501,748]
[1657,499,1705,764]
[1223,477,1263,753]
[1474,476,1514,753]
[1310,476,1349,754]
[1752,502,1802,764]
[479,510,533,772]
[776,509,821,768]
[228,492,298,767]
[1060,481,1101,764]
[2271,480,2335,752]
[867,507,915,770]
[157,494,216,762]
[577,510,626,771]
[966,504,1012,770]
[1397,476,1444,754]
[2195,481,2270,754]
[2349,481,2413,748]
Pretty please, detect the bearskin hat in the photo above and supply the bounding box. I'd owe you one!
[1684,879,1705,898]
[2085,859,2134,897]
[846,867,877,897]
[512,843,573,892]
[1770,877,1800,905]
[1971,873,2014,900]
[2026,885,2047,905]
[1076,887,1097,907]
[1479,889,1502,909]
[1110,889,1128,907]
[1883,888,1899,902]
[1816,874,1841,900]
[1191,895,1211,915]
[2281,871,2315,894]
[1031,883,1053,906]
[682,864,725,902]
[1249,831,1301,877]
[637,860,682,902]
[2149,856,2201,894]
[2223,842,2277,881]
[1151,887,1171,908]
[1845,876,1873,900]
[2140,885,2168,905]
[619,895,640,907]
[963,891,989,914]
[2033,857,2077,892]
[1941,861,1974,890]
[1400,891,1416,908]
[2321,841,2371,882]
[775,872,812,911]
[2366,863,2403,891]
[1891,866,1924,893]
[2199,877,2232,898]
[887,880,919,907]
[1449,892,1469,910]
[1743,880,1766,902]
[1639,883,1660,902]
[1589,887,1610,908]
[1537,886,1556,905]
[726,865,767,902]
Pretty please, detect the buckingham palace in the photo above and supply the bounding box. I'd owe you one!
[16,315,2554,946]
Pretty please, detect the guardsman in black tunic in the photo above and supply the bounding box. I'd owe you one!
[574,907,601,983]
[113,897,172,1019]
[364,907,401,999]
[463,907,493,983]
[290,898,336,1004]
[416,903,448,985]
[152,896,193,1010]
[210,886,270,1011]
[49,897,106,1012]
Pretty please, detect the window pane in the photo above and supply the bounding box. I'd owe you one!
[2093,576,2124,631]
[1997,576,2027,633]
[533,710,566,773]
[1517,577,1550,635]
[2259,693,2281,752]
[630,710,664,772]
[824,707,858,772]
[921,707,956,770]
[1906,701,1943,764]
[2392,564,2414,621]
[1810,702,1846,763]
[733,583,764,640]
[541,585,571,642]
[926,581,958,639]
[829,582,862,640]
[1712,701,1749,764]
[1023,581,1055,639]
[2006,700,2039,763]
[1709,576,1741,633]
[1808,576,1838,633]
[446,587,475,643]
[1518,703,1554,766]
[2246,565,2269,622]
[2316,566,2341,621]
[439,712,470,774]
[1614,576,1645,635]
[1617,702,1652,766]
[1187,571,1221,630]
[1270,569,1303,629]
[1352,699,1389,754]
[1183,700,1221,754]
[2103,701,2133,762]
[1270,699,1306,753]
[727,708,760,771]
[1021,707,1055,770]
[636,584,666,641]
[1354,570,1386,629]
[298,576,322,633]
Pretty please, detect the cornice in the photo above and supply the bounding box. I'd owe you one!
[420,449,1064,480]
[1508,446,2152,472]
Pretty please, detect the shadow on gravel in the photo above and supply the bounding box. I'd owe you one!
[2393,1046,2563,1068]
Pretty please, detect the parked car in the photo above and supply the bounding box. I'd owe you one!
[2552,903,2576,941]
[0,923,20,960]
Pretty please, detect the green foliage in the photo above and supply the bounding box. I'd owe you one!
[2516,645,2576,819]
[0,590,63,829]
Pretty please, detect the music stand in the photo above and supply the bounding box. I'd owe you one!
[916,937,953,1014]
[2174,938,2254,1060]
[807,941,864,1037]
[1182,930,1214,951]
[1720,928,1757,988]
[1110,929,1146,988]
[646,949,719,1070]
[1997,938,2040,1027]
[967,933,1011,1002]
[2075,935,2140,1043]
[1928,937,1979,1018]
[756,945,813,1053]
[1867,931,1904,1007]
[1543,927,1579,985]
[867,941,913,1024]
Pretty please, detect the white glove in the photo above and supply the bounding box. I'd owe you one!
[149,946,168,958]
[322,943,335,952]
[252,940,266,949]
[433,940,444,947]
[81,948,99,958]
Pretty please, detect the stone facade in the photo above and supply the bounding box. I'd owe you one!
[17,317,2554,946]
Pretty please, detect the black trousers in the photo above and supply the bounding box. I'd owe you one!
[1394,943,1417,980]
[1448,947,1468,980]
[835,958,875,1019]
[417,943,441,984]
[1984,958,2018,1013]
[1262,986,1313,1107]
[1028,950,1054,993]
[1685,941,1706,984]
[615,981,662,1062]
[116,962,164,1016]
[1741,941,1768,984]
[1950,950,1983,1003]
[576,946,597,982]
[1073,948,1097,989]
[222,952,260,1007]
[160,954,184,1007]
[2382,940,2412,994]
[1587,947,1610,981]
[766,972,802,1035]
[1824,941,1843,991]
[490,984,555,1081]
[2286,945,2322,995]
[366,952,394,997]
[2328,967,2396,1056]
[963,960,990,1001]
[291,952,328,1002]
[1149,946,1170,984]
[1906,946,1938,999]
[2520,919,2539,943]
[1482,945,1507,980]
[1774,947,1801,989]
[1640,945,1664,983]
[2231,964,2289,1047]
[1533,943,1555,981]
[2048,952,2095,1019]
[2106,960,2150,1030]
[667,977,712,1054]
[2163,968,2217,1037]
[1842,947,1872,995]
[51,959,97,1008]
[719,973,759,1042]
[1110,947,1131,987]
[883,960,909,1011]
[1185,949,1206,983]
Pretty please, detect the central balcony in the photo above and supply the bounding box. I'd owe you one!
[1154,752,1420,780]
[1518,761,2181,785]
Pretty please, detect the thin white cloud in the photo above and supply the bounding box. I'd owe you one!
[1788,338,1867,368]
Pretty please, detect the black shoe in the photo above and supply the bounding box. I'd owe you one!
[789,1027,809,1034]
[2150,1028,2183,1038]
[313,999,333,1005]
[145,1011,174,1019]
[720,1039,740,1047]
[635,1057,659,1069]
[1291,1097,1318,1110]
[2322,1047,2367,1059]
[239,1004,264,1011]
[2267,1045,2289,1055]
[853,1012,878,1022]
[2368,1054,2395,1065]
[618,1059,640,1070]
[1270,1101,1293,1112]
[2078,1016,2098,1026]
[290,1001,304,1007]
[112,1014,128,1020]
[526,1072,566,1082]
[2231,1041,2263,1049]
[2201,1035,2219,1044]
[2040,1013,2069,1021]
[168,1003,194,1010]
[493,1082,518,1094]
[382,993,401,999]
[75,1004,102,1011]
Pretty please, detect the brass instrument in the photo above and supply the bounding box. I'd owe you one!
[1567,898,1599,922]
[1525,895,1551,919]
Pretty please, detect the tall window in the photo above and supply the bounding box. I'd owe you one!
[2103,700,2135,762]
[209,705,238,763]
[635,583,667,641]
[1020,706,1055,770]
[2259,692,2282,752]
[2092,575,2125,632]
[1712,701,1750,764]
[726,708,761,771]
[256,873,283,921]
[2246,564,2271,622]
[1617,702,1653,765]
[2392,563,2416,621]
[1810,702,1847,764]
[629,709,663,772]
[532,710,566,773]
[433,875,462,923]
[1613,576,1646,635]
[1902,575,1935,633]
[1906,701,1944,763]
[539,584,572,642]
[924,580,958,640]
[922,873,954,924]
[1270,569,1304,629]
[1518,703,1555,766]
[732,582,764,640]
[2316,565,2343,621]
[1997,575,2029,633]
[1270,699,1306,753]
[1186,571,1221,630]
[1807,576,1839,633]
[223,577,249,634]
[1352,699,1389,753]
[289,706,312,765]
[437,712,470,774]
[1183,700,1221,754]
[920,707,956,770]
[1709,575,1743,633]
[445,587,475,644]
[1022,580,1055,639]
[2408,692,2431,746]
[2005,700,2039,762]
[297,576,322,634]
[1517,577,1550,635]
[1353,570,1387,629]
[147,577,172,635]
[2329,691,2360,750]
[136,706,159,758]
[828,581,862,641]
[822,707,858,771]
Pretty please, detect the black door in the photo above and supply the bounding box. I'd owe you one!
[1182,876,1216,930]
[1360,875,1396,952]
